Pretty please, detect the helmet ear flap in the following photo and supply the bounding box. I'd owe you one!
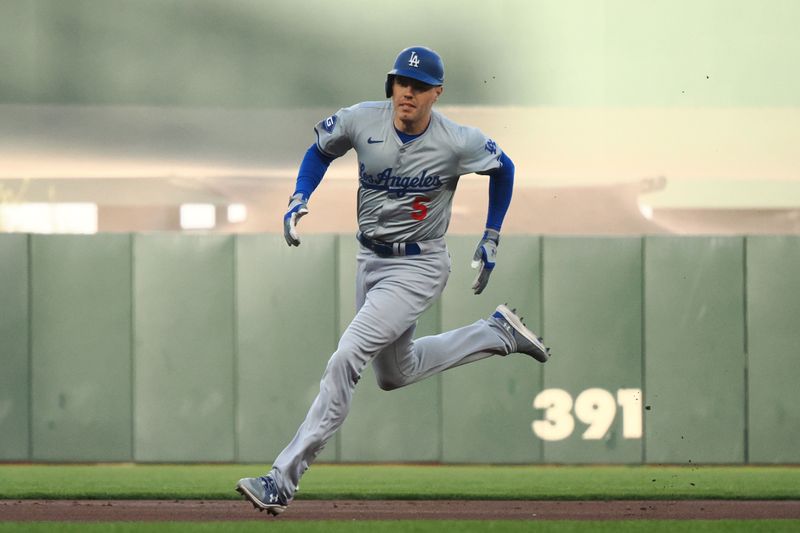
[385,75,394,98]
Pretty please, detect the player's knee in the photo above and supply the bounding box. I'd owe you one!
[327,349,362,386]
[374,371,406,391]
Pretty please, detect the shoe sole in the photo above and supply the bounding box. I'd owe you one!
[495,304,549,362]
[235,482,287,516]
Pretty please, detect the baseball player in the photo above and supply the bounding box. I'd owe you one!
[237,46,550,516]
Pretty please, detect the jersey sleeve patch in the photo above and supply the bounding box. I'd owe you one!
[314,107,353,158]
[321,114,338,134]
[457,127,503,176]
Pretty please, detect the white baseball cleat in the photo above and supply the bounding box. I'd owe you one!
[492,304,550,363]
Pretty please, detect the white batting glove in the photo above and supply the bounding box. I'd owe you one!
[471,228,500,295]
[283,193,309,246]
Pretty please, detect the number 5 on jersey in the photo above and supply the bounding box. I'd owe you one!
[411,196,430,220]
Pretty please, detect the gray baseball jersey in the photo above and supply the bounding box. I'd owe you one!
[315,101,503,242]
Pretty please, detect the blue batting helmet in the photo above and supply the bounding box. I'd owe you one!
[385,46,445,98]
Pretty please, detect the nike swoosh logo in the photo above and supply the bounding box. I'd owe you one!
[367,137,384,144]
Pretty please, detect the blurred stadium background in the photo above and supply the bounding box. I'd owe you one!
[1,0,799,235]
[1,0,799,466]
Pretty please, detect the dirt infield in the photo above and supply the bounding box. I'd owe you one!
[2,500,800,521]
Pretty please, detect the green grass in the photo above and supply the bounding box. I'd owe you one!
[1,521,800,533]
[1,464,799,500]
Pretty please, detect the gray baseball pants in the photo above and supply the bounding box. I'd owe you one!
[270,239,515,502]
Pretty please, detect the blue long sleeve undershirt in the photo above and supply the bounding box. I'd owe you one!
[293,143,514,234]
[485,152,515,232]
[293,144,336,200]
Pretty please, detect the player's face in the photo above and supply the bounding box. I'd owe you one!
[392,76,443,133]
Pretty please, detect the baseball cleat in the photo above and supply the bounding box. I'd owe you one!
[236,475,288,516]
[492,304,550,362]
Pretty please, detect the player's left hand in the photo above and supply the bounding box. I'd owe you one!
[470,228,500,295]
[283,193,309,246]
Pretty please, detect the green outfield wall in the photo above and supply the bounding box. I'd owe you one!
[1,233,799,464]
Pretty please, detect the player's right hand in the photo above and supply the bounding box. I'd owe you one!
[283,193,309,246]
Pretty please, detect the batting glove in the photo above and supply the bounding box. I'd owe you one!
[283,193,309,246]
[471,228,500,295]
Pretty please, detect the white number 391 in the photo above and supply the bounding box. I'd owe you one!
[532,388,643,441]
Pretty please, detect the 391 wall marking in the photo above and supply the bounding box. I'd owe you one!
[532,388,643,441]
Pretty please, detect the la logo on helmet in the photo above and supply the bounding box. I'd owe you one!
[408,51,420,68]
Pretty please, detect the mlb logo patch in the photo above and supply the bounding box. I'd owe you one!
[321,114,338,133]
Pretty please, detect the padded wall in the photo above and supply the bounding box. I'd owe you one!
[542,237,643,463]
[133,235,235,461]
[30,235,132,461]
[236,234,338,463]
[644,237,746,464]
[0,235,30,460]
[746,236,800,463]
